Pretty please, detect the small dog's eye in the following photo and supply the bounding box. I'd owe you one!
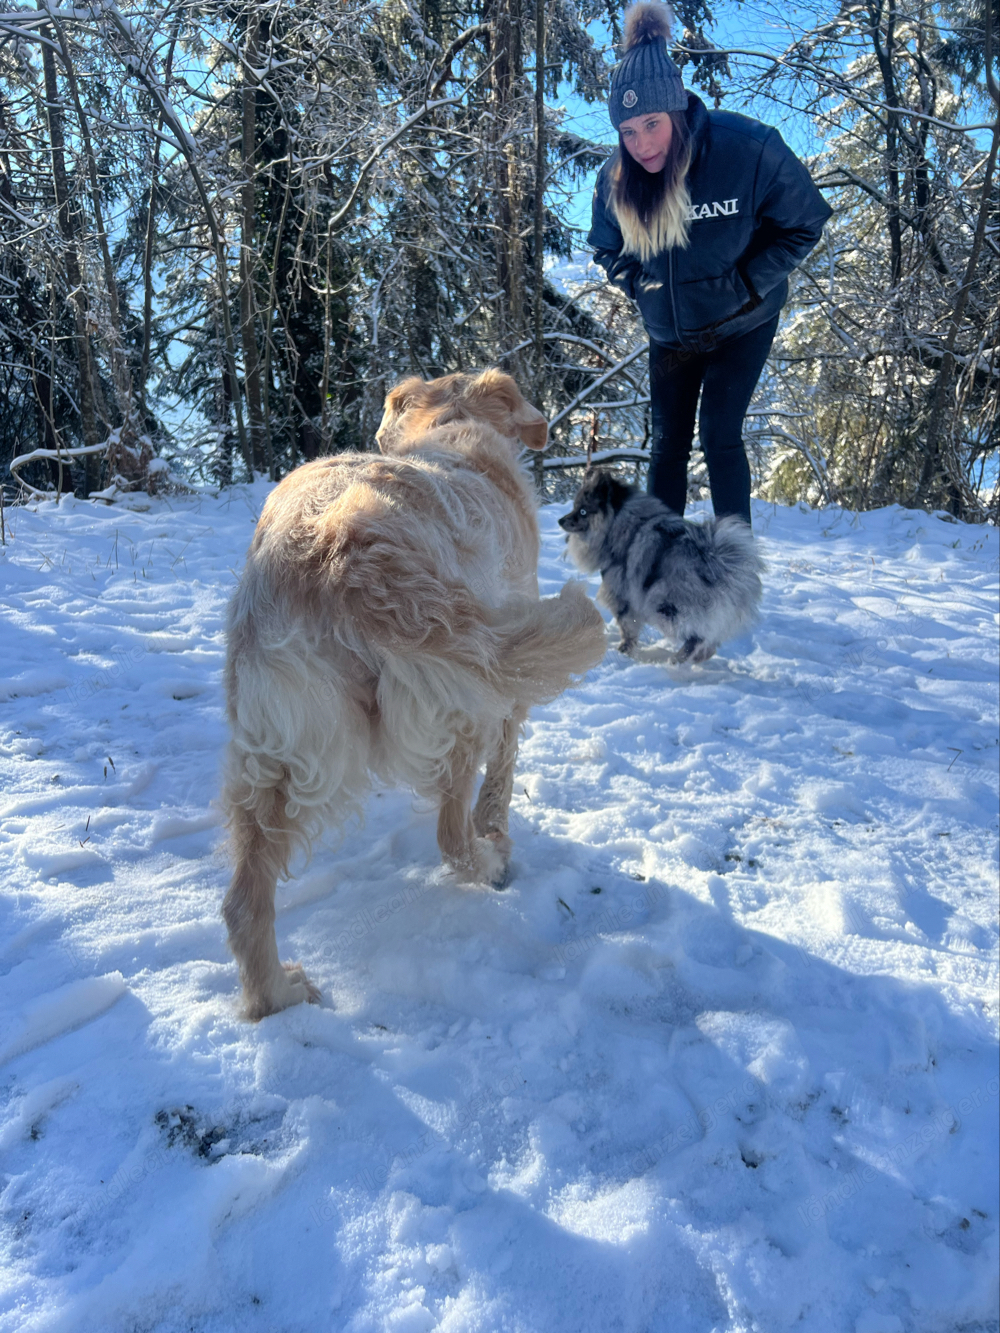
[579,508,587,517]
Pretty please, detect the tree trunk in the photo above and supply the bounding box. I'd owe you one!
[240,16,267,472]
[1,137,70,491]
[53,19,133,424]
[41,31,102,496]
[140,18,180,424]
[918,0,1000,512]
[918,122,1000,510]
[532,0,546,490]
[489,0,524,361]
[869,0,903,288]
[141,139,161,424]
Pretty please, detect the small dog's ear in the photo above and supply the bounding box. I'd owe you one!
[589,468,630,511]
[584,467,613,504]
[608,476,630,511]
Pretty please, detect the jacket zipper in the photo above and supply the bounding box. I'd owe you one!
[667,248,681,345]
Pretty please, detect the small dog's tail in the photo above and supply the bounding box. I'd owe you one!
[710,516,766,595]
[488,581,607,705]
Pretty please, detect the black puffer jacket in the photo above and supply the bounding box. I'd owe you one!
[589,94,832,349]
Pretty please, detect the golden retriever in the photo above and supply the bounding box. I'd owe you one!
[222,369,606,1019]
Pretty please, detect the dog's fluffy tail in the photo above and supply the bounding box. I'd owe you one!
[711,516,766,606]
[489,581,607,704]
[371,581,607,777]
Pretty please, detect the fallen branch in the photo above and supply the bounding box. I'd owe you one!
[542,447,651,470]
[9,441,108,498]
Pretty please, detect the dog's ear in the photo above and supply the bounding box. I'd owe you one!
[587,467,631,511]
[466,368,517,405]
[583,467,613,506]
[376,377,427,452]
[513,400,548,451]
[382,377,425,419]
[608,475,630,511]
[468,369,548,450]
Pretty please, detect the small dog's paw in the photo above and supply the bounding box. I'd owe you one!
[617,640,636,656]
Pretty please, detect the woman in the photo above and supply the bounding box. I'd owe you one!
[589,1,832,526]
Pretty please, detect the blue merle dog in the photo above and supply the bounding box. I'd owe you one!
[559,468,764,663]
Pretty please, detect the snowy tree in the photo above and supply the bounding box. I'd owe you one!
[0,0,995,518]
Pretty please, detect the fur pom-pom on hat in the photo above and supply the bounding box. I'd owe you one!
[623,0,674,51]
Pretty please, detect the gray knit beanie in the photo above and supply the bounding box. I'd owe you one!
[609,1,687,129]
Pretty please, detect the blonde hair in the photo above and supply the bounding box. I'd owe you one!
[610,110,692,260]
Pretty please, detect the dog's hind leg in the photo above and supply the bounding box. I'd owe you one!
[223,788,321,1021]
[615,607,642,656]
[473,705,527,850]
[438,735,509,887]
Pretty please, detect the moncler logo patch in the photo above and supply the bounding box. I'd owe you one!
[687,198,739,220]
[622,89,638,107]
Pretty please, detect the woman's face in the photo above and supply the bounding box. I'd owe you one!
[619,112,674,174]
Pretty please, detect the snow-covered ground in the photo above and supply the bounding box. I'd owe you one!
[0,485,997,1333]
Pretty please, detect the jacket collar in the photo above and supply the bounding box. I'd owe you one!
[684,93,710,167]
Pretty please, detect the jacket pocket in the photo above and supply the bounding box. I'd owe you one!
[677,268,757,336]
[609,254,641,300]
[633,271,670,338]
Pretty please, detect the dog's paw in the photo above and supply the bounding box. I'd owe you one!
[449,834,511,888]
[669,642,717,665]
[282,961,322,1004]
[480,832,512,888]
[244,962,321,1021]
[617,640,636,656]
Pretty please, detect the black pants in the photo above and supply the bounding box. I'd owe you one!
[647,315,779,525]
